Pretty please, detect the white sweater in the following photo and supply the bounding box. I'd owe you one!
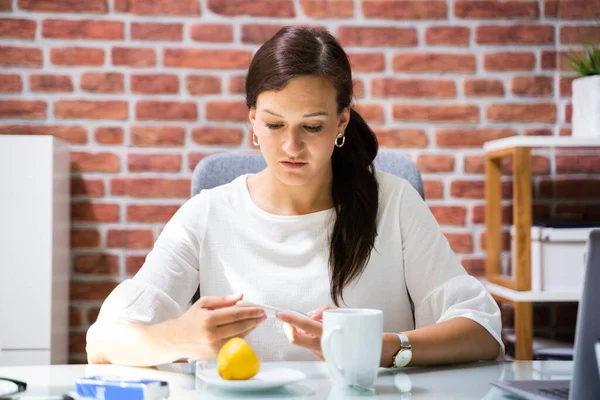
[93,170,504,361]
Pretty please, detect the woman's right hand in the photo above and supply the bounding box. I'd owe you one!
[171,293,266,361]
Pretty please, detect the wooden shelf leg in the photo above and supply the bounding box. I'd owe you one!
[515,301,533,360]
[485,154,503,282]
[513,147,532,291]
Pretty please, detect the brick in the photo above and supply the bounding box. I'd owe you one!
[94,127,123,145]
[362,1,447,19]
[190,24,233,42]
[126,255,147,275]
[0,18,36,39]
[0,0,9,10]
[436,128,516,148]
[371,78,456,98]
[476,25,554,45]
[74,254,119,274]
[554,203,600,219]
[0,74,22,92]
[241,24,285,44]
[187,76,221,95]
[393,53,475,73]
[484,52,535,71]
[544,0,600,19]
[206,101,247,122]
[374,129,428,147]
[69,332,86,354]
[107,229,154,249]
[348,53,385,72]
[128,154,181,172]
[192,127,243,145]
[336,27,417,47]
[0,100,46,119]
[0,124,87,144]
[353,79,365,98]
[0,46,42,67]
[30,74,73,92]
[70,307,82,327]
[429,206,466,226]
[123,0,200,15]
[353,104,384,124]
[464,79,504,97]
[55,100,128,120]
[565,103,572,123]
[301,0,353,18]
[454,1,539,19]
[131,23,182,41]
[71,152,120,172]
[444,232,473,254]
[87,308,100,324]
[423,180,443,199]
[112,47,155,67]
[487,103,556,123]
[51,47,103,66]
[425,26,469,46]
[43,19,123,40]
[416,154,455,173]
[538,178,600,199]
[394,105,479,123]
[164,49,251,69]
[136,101,197,121]
[131,74,178,94]
[127,205,180,223]
[131,126,185,147]
[18,0,107,12]
[71,203,120,223]
[71,177,105,197]
[480,231,511,252]
[524,128,552,136]
[70,282,118,301]
[464,154,550,175]
[472,204,550,224]
[511,76,553,96]
[560,26,600,44]
[207,0,294,17]
[560,127,572,137]
[80,72,123,93]
[111,178,190,198]
[560,76,575,97]
[460,257,485,277]
[188,153,213,171]
[451,180,512,199]
[543,50,578,70]
[556,155,600,174]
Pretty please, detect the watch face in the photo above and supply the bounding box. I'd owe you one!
[395,349,412,368]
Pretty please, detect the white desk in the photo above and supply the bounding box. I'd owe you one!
[0,361,573,399]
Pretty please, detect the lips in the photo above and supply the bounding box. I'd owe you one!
[280,160,307,168]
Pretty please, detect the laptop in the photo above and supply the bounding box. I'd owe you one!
[491,229,600,400]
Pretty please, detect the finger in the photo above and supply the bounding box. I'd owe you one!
[276,312,322,337]
[214,315,267,339]
[282,322,320,350]
[307,305,336,321]
[208,306,265,326]
[197,293,243,310]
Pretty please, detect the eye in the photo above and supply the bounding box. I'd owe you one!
[265,123,283,130]
[304,125,323,133]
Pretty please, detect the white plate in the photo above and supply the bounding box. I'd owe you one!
[196,366,306,391]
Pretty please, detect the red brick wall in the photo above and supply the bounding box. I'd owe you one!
[1,0,599,362]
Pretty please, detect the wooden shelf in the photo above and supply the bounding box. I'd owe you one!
[484,281,580,303]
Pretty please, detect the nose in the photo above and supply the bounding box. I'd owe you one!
[281,128,304,157]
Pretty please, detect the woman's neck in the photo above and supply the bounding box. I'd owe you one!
[247,168,334,216]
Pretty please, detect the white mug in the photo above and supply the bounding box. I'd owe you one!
[321,309,383,389]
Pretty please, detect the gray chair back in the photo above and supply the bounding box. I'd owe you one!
[191,150,424,198]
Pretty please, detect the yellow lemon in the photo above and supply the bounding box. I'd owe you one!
[217,338,260,380]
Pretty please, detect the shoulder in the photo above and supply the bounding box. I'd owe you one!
[375,169,416,199]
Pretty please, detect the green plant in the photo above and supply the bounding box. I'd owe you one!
[568,24,600,77]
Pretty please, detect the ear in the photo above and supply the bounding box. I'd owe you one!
[337,107,350,134]
[248,107,256,129]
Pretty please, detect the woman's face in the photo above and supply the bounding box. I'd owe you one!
[249,75,350,187]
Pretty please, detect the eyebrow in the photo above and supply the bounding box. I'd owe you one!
[260,109,329,118]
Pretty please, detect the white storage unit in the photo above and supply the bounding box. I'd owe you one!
[0,135,70,365]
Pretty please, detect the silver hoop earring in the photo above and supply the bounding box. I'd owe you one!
[335,133,345,148]
[252,133,259,147]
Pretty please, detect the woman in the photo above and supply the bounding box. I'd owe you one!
[86,26,503,367]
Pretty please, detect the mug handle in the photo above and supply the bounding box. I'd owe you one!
[321,325,345,384]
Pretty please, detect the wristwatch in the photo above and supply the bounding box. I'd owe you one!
[392,333,412,368]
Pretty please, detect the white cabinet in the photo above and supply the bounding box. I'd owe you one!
[0,135,70,365]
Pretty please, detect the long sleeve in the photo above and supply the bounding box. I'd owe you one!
[398,181,505,356]
[94,193,209,326]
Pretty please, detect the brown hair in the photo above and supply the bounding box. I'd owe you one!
[245,26,379,305]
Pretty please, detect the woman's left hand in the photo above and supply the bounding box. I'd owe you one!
[276,305,336,360]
